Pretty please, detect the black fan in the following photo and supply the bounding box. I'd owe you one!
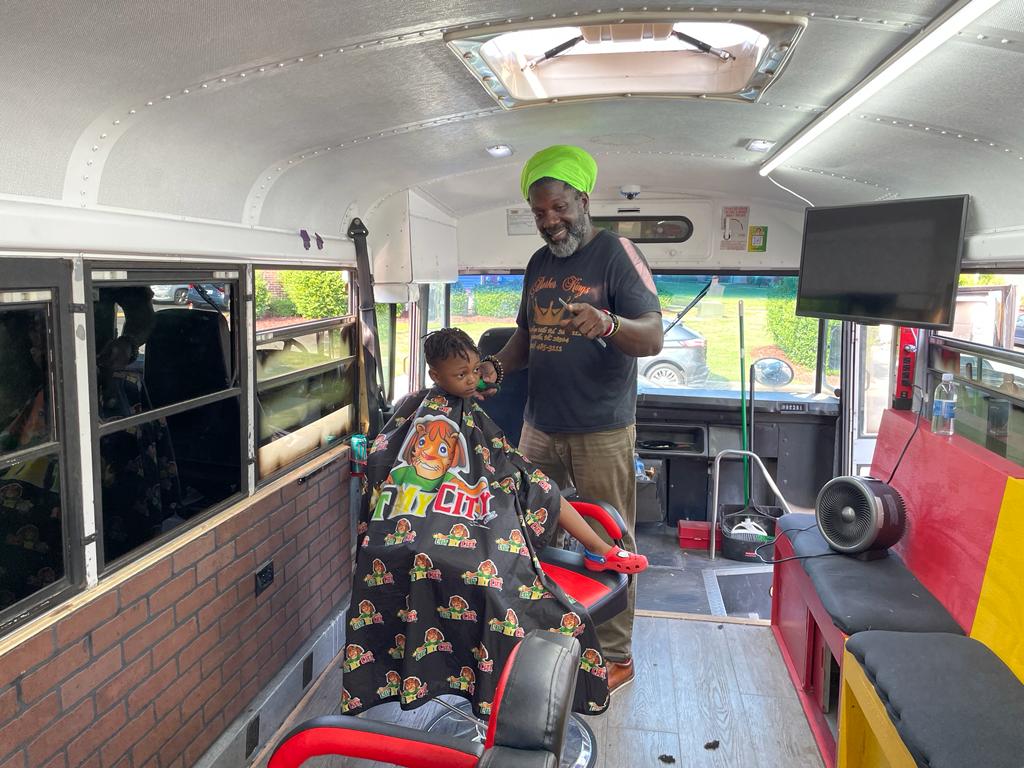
[815,476,906,559]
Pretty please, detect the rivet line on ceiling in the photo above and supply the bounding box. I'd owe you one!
[790,165,892,194]
[243,106,504,223]
[758,100,825,113]
[119,5,928,127]
[855,112,1024,161]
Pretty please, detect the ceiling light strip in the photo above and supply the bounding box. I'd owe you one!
[758,0,1002,177]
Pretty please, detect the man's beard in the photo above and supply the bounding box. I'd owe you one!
[541,216,589,258]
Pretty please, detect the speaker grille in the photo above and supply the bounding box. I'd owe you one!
[818,482,874,549]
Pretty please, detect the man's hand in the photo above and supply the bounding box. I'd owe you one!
[561,302,612,340]
[475,359,499,399]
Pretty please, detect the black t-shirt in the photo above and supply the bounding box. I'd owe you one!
[516,229,661,433]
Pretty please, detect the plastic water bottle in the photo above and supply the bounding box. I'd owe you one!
[634,453,645,479]
[931,373,956,436]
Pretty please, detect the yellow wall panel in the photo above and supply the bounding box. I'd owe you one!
[972,478,1024,682]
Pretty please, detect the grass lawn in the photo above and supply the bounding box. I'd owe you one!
[387,286,818,392]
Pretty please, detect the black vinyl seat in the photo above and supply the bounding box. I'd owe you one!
[777,514,961,636]
[143,308,240,502]
[847,631,1024,768]
[477,327,527,448]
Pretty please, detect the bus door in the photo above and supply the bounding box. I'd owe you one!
[840,323,896,476]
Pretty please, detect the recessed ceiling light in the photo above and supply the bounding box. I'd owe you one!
[486,144,514,158]
[745,139,776,152]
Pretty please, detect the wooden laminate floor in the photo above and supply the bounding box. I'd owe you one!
[252,616,822,768]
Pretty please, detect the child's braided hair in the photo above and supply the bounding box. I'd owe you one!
[423,327,479,367]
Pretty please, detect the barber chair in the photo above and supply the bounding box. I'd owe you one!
[469,326,630,767]
[423,499,627,768]
[269,631,581,768]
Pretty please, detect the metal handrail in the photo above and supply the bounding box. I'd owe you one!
[710,449,793,559]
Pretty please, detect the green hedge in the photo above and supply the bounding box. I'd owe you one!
[254,274,271,317]
[268,297,297,318]
[451,286,522,317]
[279,270,349,319]
[766,278,819,370]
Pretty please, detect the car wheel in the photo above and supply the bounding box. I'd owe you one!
[174,288,188,304]
[645,362,686,386]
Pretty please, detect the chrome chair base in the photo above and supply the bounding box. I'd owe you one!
[425,697,596,768]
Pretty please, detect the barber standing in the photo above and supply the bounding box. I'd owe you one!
[479,145,663,694]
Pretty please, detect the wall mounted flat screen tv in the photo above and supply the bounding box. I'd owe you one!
[796,195,969,331]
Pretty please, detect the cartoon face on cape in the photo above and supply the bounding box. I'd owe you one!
[425,627,444,644]
[449,595,468,611]
[358,600,374,615]
[413,553,433,569]
[398,415,469,482]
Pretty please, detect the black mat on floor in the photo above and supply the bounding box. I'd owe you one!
[636,567,710,614]
[717,570,773,619]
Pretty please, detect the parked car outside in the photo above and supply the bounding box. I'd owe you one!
[151,283,228,309]
[638,319,709,387]
[1015,314,1024,347]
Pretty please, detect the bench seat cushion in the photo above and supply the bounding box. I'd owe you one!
[847,631,1024,768]
[777,514,962,636]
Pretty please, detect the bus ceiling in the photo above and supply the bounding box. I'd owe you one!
[1,1,1023,264]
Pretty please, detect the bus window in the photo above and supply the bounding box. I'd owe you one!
[255,268,356,480]
[644,275,828,394]
[376,303,396,402]
[0,301,67,616]
[91,271,243,567]
[450,274,525,345]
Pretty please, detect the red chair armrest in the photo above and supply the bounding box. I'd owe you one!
[568,500,626,542]
[269,716,482,768]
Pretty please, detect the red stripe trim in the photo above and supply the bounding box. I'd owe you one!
[269,727,480,768]
[541,562,612,606]
[484,639,522,749]
[618,237,657,295]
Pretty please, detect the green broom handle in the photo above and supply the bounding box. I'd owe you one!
[739,300,749,506]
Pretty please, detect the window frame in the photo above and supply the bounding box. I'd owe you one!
[0,259,84,634]
[592,215,694,244]
[253,266,358,486]
[85,262,248,574]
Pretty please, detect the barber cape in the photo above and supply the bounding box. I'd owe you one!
[341,388,610,718]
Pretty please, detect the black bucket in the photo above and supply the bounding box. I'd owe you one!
[719,505,784,563]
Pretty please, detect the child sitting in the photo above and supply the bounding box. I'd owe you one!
[423,328,648,574]
[341,328,646,720]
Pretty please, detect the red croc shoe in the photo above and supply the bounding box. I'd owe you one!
[584,546,648,574]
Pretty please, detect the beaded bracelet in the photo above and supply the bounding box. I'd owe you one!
[482,355,505,386]
[601,310,621,338]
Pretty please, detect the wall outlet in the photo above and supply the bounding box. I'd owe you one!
[255,561,274,597]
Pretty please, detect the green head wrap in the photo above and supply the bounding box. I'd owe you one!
[520,145,598,201]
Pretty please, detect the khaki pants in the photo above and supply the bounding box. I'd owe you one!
[519,422,637,662]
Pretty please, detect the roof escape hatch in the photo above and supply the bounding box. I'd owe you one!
[446,14,806,108]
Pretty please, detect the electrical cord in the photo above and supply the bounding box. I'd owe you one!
[754,523,841,565]
[886,384,927,485]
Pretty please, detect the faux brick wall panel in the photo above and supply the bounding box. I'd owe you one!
[0,458,351,768]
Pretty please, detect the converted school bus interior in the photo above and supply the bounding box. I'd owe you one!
[1,1,1024,767]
